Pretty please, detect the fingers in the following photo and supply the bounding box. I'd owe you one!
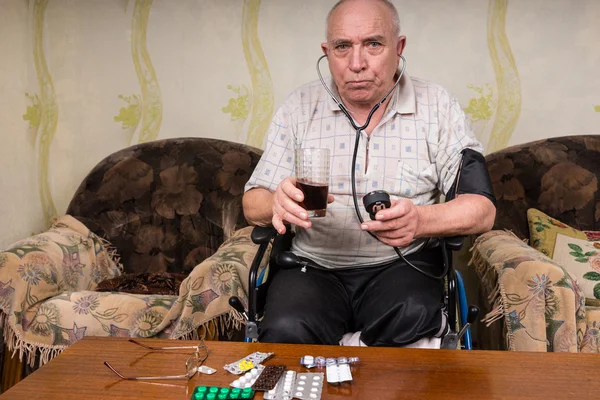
[373,199,411,221]
[327,194,335,204]
[271,213,287,235]
[273,197,311,229]
[280,177,303,203]
[360,199,419,247]
[362,216,411,232]
[272,177,311,232]
[361,200,412,232]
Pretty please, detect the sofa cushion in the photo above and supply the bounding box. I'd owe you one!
[527,208,590,258]
[553,233,600,305]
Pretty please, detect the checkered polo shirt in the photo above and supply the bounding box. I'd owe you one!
[245,73,483,268]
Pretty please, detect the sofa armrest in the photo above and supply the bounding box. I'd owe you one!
[471,230,585,352]
[0,215,121,327]
[176,226,270,331]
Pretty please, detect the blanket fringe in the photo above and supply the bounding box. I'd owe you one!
[468,240,505,327]
[174,311,245,342]
[0,310,248,369]
[469,232,515,350]
[178,329,200,341]
[1,312,67,368]
[96,235,124,274]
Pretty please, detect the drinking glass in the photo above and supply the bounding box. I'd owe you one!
[294,148,331,218]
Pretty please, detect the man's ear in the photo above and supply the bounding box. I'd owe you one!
[321,42,329,56]
[396,35,407,56]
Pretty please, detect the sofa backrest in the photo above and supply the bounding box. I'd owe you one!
[486,135,600,239]
[66,138,263,275]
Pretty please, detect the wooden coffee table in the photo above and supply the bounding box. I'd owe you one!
[2,336,599,399]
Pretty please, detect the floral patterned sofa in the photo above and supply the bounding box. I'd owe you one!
[470,135,600,352]
[0,138,265,386]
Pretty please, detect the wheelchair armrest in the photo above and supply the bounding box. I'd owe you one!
[245,225,293,324]
[445,236,464,252]
[251,226,278,244]
[423,236,464,252]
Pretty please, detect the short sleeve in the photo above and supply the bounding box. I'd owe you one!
[244,98,298,193]
[435,92,484,196]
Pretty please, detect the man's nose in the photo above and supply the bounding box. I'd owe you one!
[348,46,366,72]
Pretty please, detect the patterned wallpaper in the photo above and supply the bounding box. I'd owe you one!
[0,0,598,247]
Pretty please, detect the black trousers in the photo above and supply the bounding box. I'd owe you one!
[259,249,445,346]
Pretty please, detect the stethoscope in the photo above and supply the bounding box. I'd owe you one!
[315,54,447,280]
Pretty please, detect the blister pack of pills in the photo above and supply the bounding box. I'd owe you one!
[198,365,217,375]
[263,370,296,400]
[292,372,324,400]
[251,365,286,391]
[191,386,255,400]
[325,363,352,384]
[224,352,274,374]
[300,355,359,368]
[230,366,264,389]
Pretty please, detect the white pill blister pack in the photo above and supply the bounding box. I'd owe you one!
[326,363,352,384]
[224,352,273,374]
[263,370,296,400]
[292,372,324,400]
[229,366,264,389]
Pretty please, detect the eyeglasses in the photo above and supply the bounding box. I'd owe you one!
[104,339,209,380]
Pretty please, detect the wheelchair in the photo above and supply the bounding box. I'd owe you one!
[230,225,479,350]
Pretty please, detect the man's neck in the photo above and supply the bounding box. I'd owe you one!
[342,95,394,136]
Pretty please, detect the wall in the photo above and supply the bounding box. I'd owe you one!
[0,0,599,248]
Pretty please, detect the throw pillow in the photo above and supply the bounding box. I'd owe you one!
[553,233,600,302]
[527,208,589,258]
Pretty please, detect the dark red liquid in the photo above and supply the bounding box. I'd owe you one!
[296,180,329,211]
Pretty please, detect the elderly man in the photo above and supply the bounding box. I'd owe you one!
[243,0,496,347]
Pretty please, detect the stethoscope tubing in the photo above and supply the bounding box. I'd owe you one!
[315,54,447,280]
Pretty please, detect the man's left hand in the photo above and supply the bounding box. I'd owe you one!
[360,198,421,247]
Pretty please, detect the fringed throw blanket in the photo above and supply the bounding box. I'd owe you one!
[470,230,589,352]
[0,216,261,367]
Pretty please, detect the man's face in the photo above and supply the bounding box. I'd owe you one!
[321,0,406,109]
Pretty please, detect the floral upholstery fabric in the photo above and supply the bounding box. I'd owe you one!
[471,230,586,352]
[472,135,600,351]
[0,138,266,367]
[67,137,262,274]
[0,216,121,365]
[0,218,264,367]
[488,135,600,239]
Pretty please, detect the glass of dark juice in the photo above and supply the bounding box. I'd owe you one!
[294,148,330,218]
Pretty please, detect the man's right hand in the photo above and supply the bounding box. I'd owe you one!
[243,178,335,235]
[272,177,311,234]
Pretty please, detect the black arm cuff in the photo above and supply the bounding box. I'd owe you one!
[445,148,496,206]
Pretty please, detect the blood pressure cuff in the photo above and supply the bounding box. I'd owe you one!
[445,148,496,205]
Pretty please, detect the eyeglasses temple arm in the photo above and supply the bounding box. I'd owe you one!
[104,362,190,380]
[128,339,199,351]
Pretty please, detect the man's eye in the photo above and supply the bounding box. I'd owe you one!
[336,44,349,50]
[368,42,381,48]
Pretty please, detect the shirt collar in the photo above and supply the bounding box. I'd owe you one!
[325,70,416,115]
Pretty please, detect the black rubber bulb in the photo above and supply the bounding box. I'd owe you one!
[276,251,302,269]
[229,296,247,315]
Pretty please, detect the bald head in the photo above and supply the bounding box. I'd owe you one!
[320,0,406,111]
[326,0,401,38]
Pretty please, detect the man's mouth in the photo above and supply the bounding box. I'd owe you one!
[347,80,371,87]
